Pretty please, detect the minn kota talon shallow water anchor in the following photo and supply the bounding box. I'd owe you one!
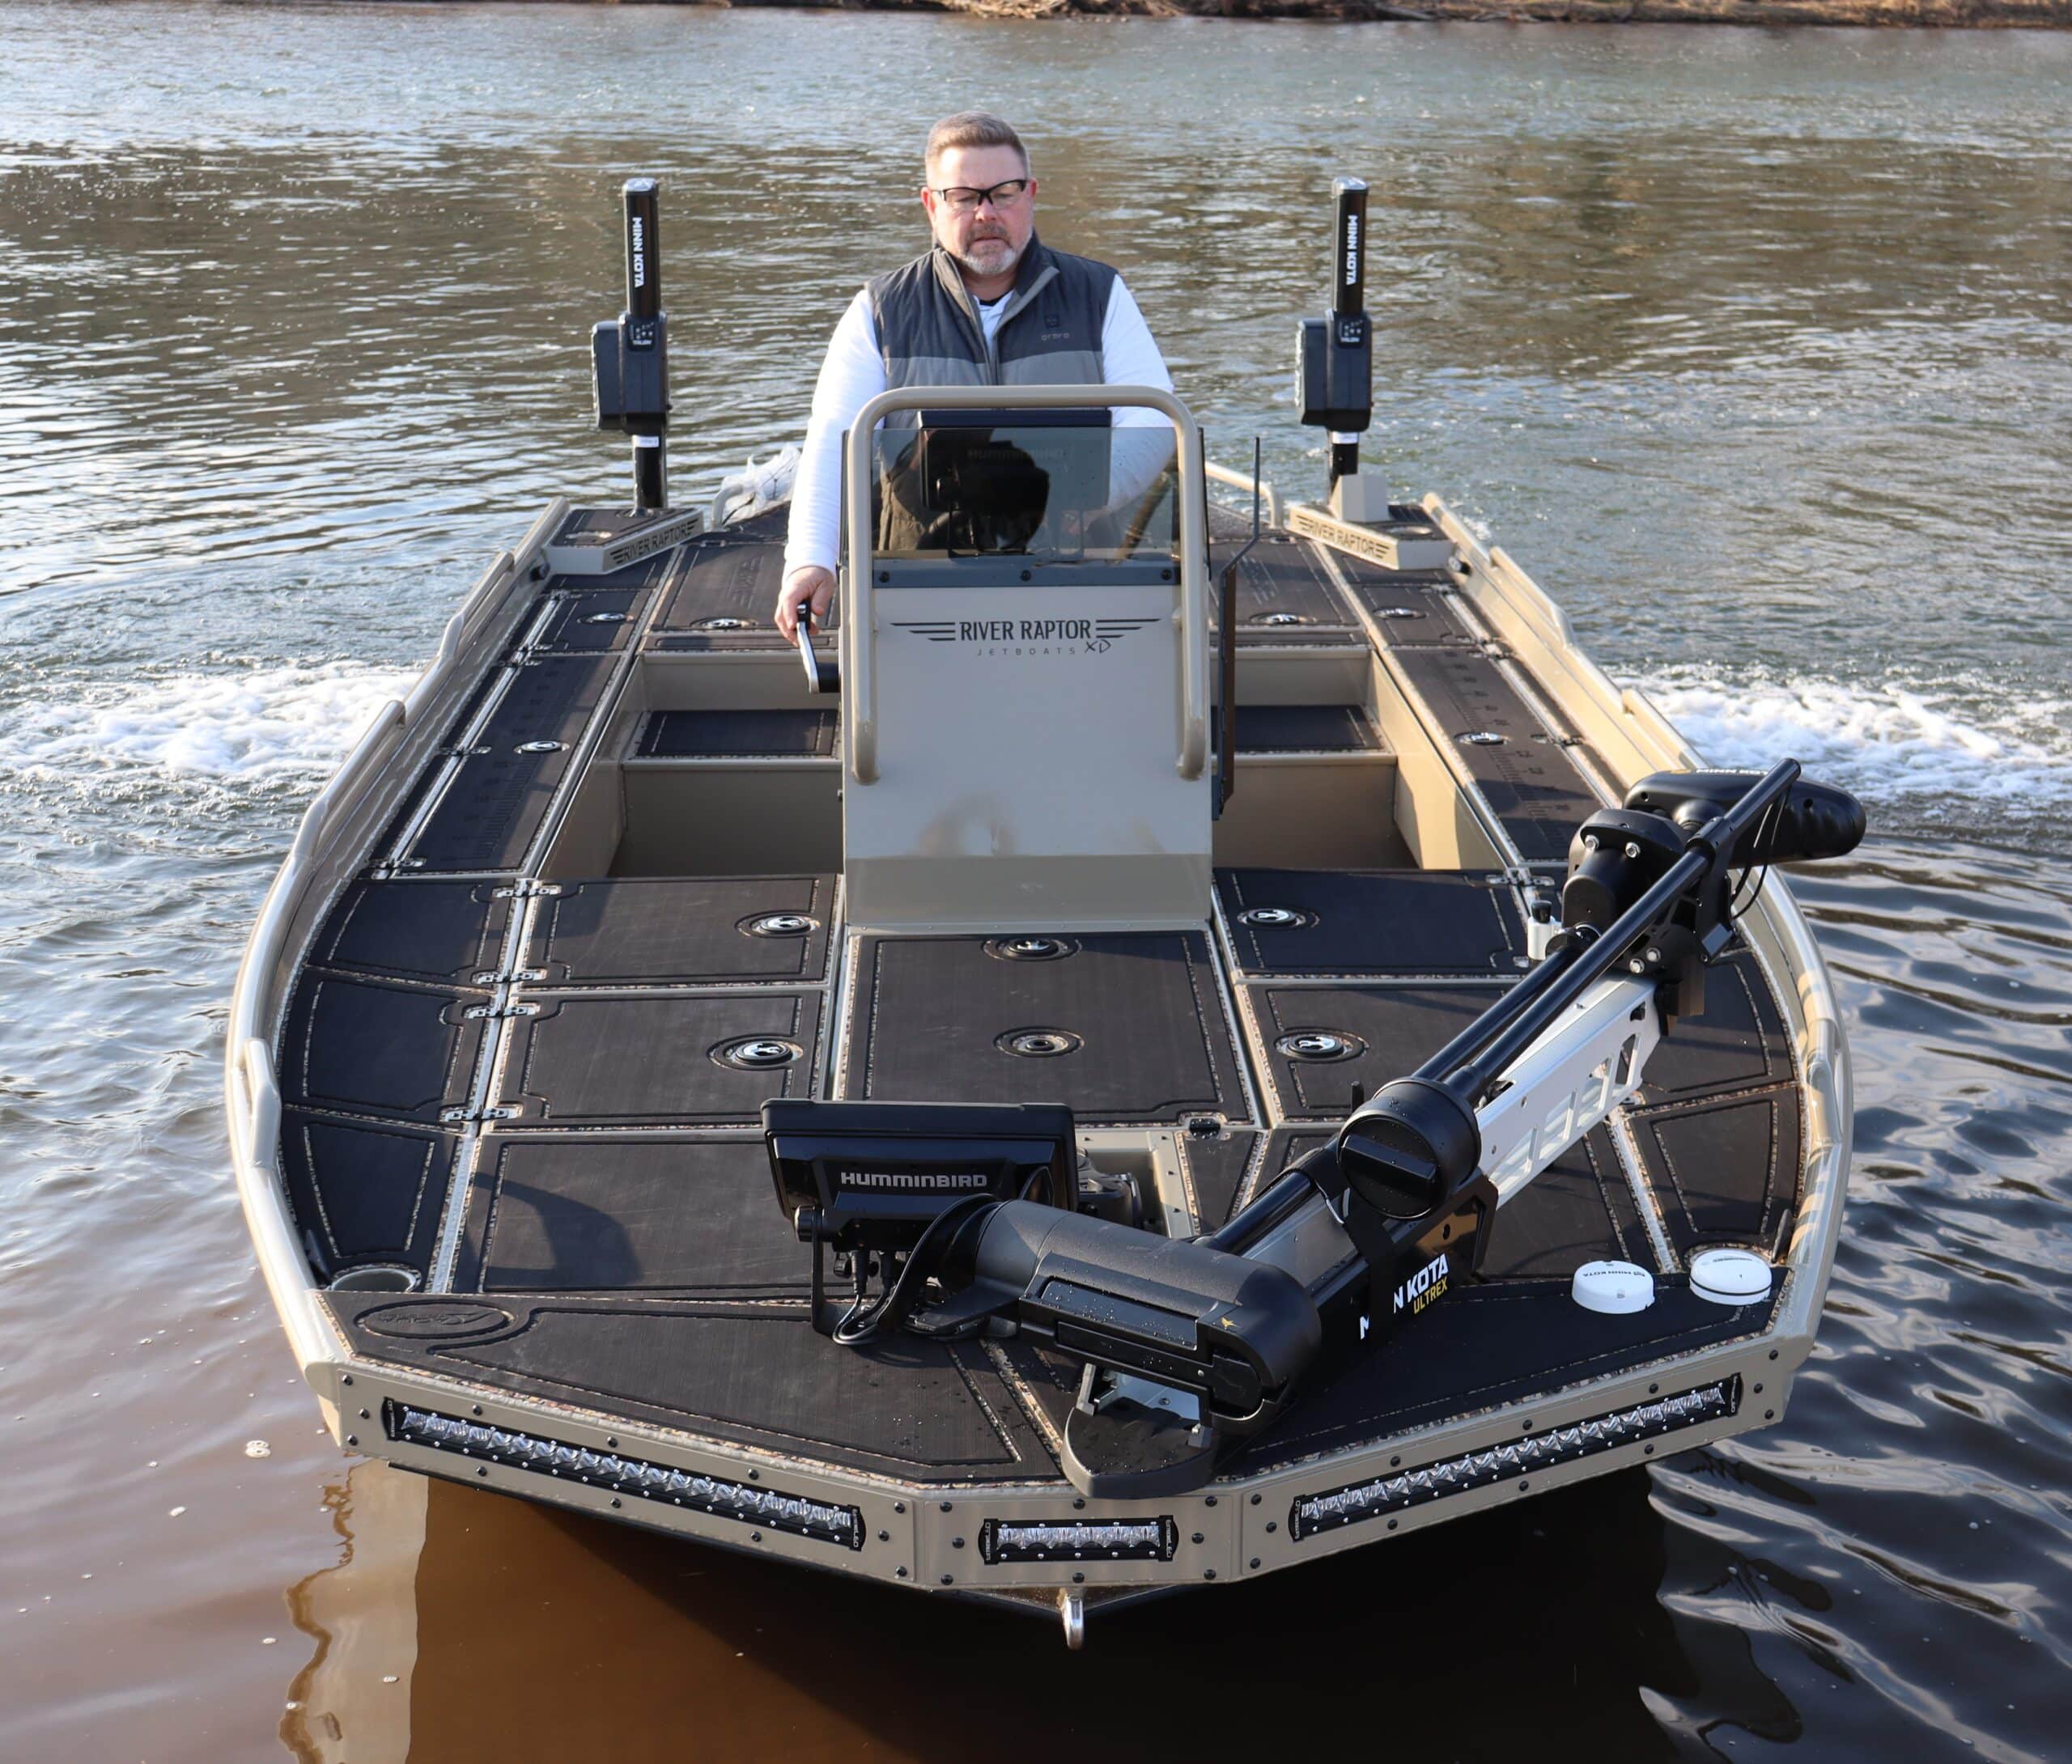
[769,762,1863,1499]
[554,177,705,573]
[1297,177,1381,523]
[592,177,671,511]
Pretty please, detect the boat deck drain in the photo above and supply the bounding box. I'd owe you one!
[1276,1030,1365,1063]
[997,1028,1082,1058]
[1238,906,1315,930]
[711,1037,805,1071]
[984,935,1080,963]
[740,912,816,939]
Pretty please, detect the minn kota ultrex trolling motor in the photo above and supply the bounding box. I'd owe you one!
[758,180,1870,1500]
[769,762,1863,1497]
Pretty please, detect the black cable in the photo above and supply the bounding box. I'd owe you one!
[1729,795,1787,927]
[828,1196,998,1347]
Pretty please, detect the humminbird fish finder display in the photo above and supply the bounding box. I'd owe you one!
[870,413,1178,562]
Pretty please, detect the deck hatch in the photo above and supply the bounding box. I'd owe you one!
[843,931,1247,1126]
[384,1401,864,1548]
[1219,869,1526,977]
[1287,1376,1740,1541]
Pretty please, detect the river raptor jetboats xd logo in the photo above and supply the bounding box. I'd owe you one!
[892,616,1159,658]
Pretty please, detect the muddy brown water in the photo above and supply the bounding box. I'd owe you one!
[2,5,2069,1759]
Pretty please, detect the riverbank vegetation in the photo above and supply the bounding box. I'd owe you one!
[730,0,2068,23]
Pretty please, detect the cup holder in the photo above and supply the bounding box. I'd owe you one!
[328,1264,419,1294]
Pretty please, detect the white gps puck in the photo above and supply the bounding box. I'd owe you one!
[1689,1248,1773,1307]
[1571,1260,1655,1315]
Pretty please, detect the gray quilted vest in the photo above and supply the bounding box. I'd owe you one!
[865,236,1117,421]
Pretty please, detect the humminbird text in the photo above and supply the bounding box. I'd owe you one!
[839,1170,992,1190]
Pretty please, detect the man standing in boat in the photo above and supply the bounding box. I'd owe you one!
[774,111,1175,642]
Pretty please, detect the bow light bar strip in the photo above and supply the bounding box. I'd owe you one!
[1291,1377,1739,1541]
[387,1401,864,1549]
[979,1516,1178,1565]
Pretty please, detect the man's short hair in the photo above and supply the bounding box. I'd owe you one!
[924,112,1030,178]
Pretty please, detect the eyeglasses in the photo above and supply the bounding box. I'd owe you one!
[931,180,1030,214]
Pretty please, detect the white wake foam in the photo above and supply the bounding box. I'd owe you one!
[1641,669,2072,815]
[0,661,420,790]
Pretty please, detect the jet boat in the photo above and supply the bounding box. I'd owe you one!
[227,180,1865,1645]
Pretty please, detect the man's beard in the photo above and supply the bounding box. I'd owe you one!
[952,232,1023,280]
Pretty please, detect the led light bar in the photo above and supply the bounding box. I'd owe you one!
[386,1401,864,1549]
[979,1516,1178,1565]
[1289,1377,1739,1542]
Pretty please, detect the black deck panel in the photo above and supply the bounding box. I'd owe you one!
[649,536,837,644]
[454,1137,813,1296]
[1176,1129,1257,1232]
[1218,870,1526,977]
[1210,535,1355,632]
[524,877,833,986]
[1638,948,1794,1106]
[334,1292,1059,1481]
[1227,1277,1776,1474]
[280,974,486,1125]
[531,587,650,653]
[281,1110,456,1277]
[499,991,822,1126]
[844,932,1249,1126]
[1626,1083,1802,1258]
[310,880,513,987]
[638,709,837,760]
[1255,983,1517,1120]
[1390,646,1603,861]
[404,655,618,871]
[1480,1125,1649,1280]
[1335,558,1480,646]
[1228,705,1383,755]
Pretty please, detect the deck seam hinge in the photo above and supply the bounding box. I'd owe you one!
[491,881,564,900]
[463,1003,541,1021]
[471,967,546,985]
[439,1105,521,1125]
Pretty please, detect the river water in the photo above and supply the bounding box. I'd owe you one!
[2,3,2068,1758]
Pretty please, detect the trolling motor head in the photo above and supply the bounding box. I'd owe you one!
[591,176,672,511]
[1562,766,1866,1017]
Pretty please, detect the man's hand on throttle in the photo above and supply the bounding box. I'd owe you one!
[776,565,834,645]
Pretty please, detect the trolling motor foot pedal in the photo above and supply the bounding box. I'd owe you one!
[1061,1365,1221,1499]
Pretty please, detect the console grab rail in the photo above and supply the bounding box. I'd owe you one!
[841,384,1207,785]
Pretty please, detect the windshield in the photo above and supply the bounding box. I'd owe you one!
[867,416,1178,563]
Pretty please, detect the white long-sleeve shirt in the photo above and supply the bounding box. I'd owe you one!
[783,274,1175,576]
